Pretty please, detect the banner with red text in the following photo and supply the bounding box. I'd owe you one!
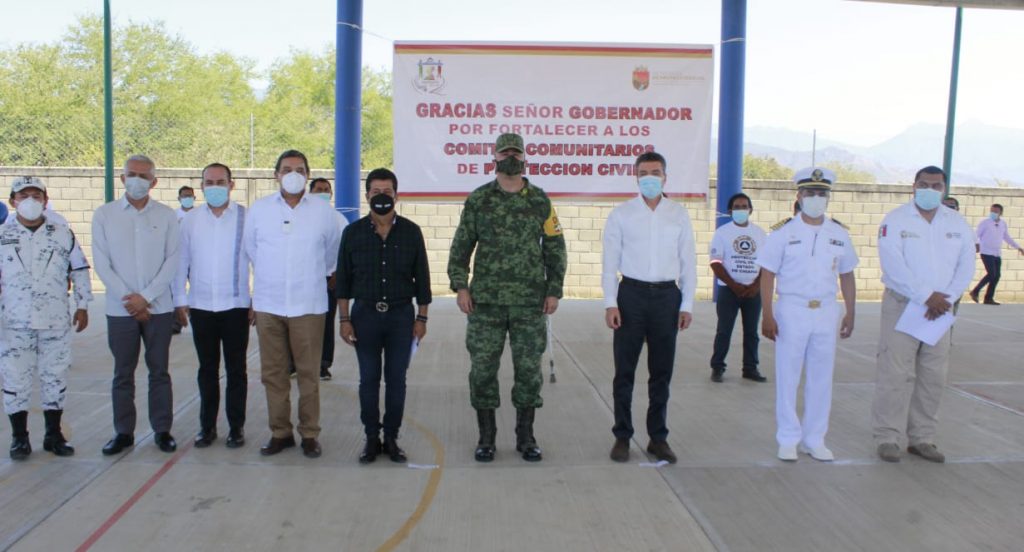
[392,41,714,198]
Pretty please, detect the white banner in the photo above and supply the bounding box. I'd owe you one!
[392,41,714,199]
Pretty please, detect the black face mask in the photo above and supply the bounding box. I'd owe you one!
[370,193,395,215]
[495,156,524,176]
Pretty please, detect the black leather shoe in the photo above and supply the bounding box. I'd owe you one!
[42,410,74,456]
[383,436,407,463]
[984,299,1001,305]
[155,432,177,453]
[225,429,245,449]
[647,440,678,464]
[610,438,630,463]
[359,436,382,464]
[742,371,768,383]
[260,435,296,456]
[10,436,31,461]
[301,438,322,458]
[102,434,134,455]
[711,369,724,383]
[194,429,217,448]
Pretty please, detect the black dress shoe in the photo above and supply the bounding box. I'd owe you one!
[711,369,724,383]
[194,429,217,448]
[301,438,322,458]
[260,435,296,456]
[10,436,32,461]
[102,434,134,455]
[383,436,407,463]
[43,434,75,457]
[742,371,768,383]
[359,437,382,464]
[155,432,177,453]
[225,429,245,449]
[984,299,1001,305]
[647,440,678,464]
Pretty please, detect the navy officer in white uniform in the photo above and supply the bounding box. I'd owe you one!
[757,167,858,462]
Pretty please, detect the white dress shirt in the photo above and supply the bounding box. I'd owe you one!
[91,195,180,316]
[710,221,767,286]
[757,216,858,302]
[601,195,698,312]
[878,202,976,304]
[173,202,251,312]
[244,192,343,317]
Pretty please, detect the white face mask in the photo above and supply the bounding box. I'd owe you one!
[124,176,152,200]
[280,172,307,195]
[16,197,44,221]
[800,195,828,218]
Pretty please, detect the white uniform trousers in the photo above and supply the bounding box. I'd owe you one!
[774,297,841,448]
[1,327,72,414]
[871,289,950,446]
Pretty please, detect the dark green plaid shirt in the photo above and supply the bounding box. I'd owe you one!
[335,215,432,305]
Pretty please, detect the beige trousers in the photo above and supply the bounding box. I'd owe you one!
[255,312,325,439]
[871,289,951,446]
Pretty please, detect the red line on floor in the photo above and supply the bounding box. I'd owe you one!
[75,441,194,552]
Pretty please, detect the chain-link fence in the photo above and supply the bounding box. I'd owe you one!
[0,15,392,171]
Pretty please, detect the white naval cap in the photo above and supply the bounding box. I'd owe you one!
[793,167,835,190]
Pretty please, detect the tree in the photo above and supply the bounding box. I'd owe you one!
[742,154,791,180]
[825,161,875,184]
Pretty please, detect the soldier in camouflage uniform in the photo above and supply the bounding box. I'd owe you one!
[448,133,567,462]
[0,177,92,460]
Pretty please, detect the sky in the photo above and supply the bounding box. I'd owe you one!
[3,0,1024,147]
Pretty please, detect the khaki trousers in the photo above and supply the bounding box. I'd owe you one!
[871,289,951,446]
[255,312,325,439]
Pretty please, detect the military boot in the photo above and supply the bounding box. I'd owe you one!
[9,411,31,461]
[515,408,542,462]
[42,410,75,457]
[474,409,496,462]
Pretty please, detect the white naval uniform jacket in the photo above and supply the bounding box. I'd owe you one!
[757,216,858,303]
[0,219,92,330]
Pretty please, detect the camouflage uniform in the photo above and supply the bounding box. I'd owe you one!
[0,218,92,414]
[448,178,567,409]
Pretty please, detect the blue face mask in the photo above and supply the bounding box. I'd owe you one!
[989,212,999,221]
[180,196,195,209]
[731,209,750,225]
[203,186,229,208]
[638,176,663,199]
[914,188,943,211]
[313,192,332,203]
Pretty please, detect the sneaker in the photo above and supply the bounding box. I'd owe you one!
[798,443,834,462]
[908,443,945,463]
[320,367,332,381]
[777,444,798,462]
[877,442,901,463]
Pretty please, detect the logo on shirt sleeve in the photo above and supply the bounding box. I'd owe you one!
[543,206,563,237]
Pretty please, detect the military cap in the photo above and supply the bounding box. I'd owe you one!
[495,133,525,153]
[793,167,835,190]
[11,176,46,193]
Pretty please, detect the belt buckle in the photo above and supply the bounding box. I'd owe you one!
[808,300,821,309]
[375,301,389,313]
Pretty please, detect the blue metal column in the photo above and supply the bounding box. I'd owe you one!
[942,6,963,188]
[103,0,114,203]
[336,0,363,222]
[714,0,747,299]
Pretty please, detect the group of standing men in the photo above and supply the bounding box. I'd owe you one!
[0,132,1017,468]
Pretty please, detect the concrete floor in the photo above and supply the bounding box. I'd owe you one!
[1,297,1022,552]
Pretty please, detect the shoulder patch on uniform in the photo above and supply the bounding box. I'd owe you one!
[770,217,792,232]
[831,217,848,230]
[543,205,563,237]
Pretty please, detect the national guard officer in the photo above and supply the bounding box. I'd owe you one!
[1,176,92,460]
[757,167,858,462]
[448,133,568,462]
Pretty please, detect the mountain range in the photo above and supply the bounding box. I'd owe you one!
[712,122,1024,187]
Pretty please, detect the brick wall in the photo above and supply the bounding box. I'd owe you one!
[2,167,1022,302]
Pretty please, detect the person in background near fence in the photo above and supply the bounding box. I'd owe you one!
[872,166,975,463]
[337,168,430,464]
[449,133,567,463]
[969,202,1023,306]
[601,151,696,464]
[309,177,348,381]
[709,192,768,383]
[1,176,92,460]
[244,150,342,459]
[177,185,195,221]
[92,154,181,455]
[758,167,858,463]
[173,163,251,450]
